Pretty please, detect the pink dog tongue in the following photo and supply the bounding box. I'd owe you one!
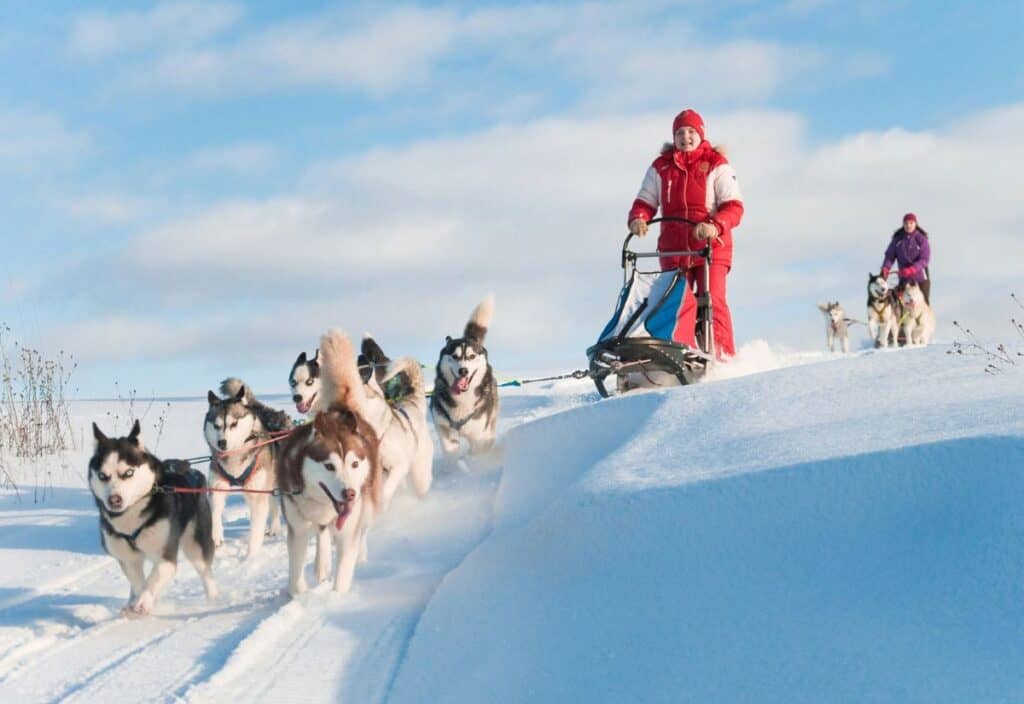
[452,377,470,394]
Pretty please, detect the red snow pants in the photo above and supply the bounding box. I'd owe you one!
[676,262,735,358]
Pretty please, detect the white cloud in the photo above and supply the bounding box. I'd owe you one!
[68,1,242,59]
[0,107,89,170]
[113,5,461,96]
[185,142,277,173]
[82,2,813,107]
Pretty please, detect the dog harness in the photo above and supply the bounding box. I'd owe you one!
[432,398,491,432]
[211,454,260,488]
[101,514,157,552]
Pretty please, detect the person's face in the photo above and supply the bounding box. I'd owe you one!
[904,219,917,232]
[674,126,702,152]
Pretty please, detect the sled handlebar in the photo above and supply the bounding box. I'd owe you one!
[622,217,711,269]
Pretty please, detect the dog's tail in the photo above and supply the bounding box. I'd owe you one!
[464,294,495,344]
[381,357,425,401]
[219,377,253,403]
[317,329,366,414]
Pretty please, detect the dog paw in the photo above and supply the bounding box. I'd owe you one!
[288,580,307,598]
[126,592,155,617]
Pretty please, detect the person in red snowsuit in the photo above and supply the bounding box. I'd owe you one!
[627,109,744,358]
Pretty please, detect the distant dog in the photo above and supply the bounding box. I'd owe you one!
[204,379,290,557]
[431,296,499,459]
[277,330,383,595]
[89,421,218,617]
[357,335,433,511]
[866,274,901,349]
[289,350,320,418]
[817,301,850,353]
[900,282,936,345]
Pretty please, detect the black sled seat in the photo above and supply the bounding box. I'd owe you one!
[586,217,715,398]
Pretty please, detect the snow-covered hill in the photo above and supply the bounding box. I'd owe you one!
[1,345,1022,703]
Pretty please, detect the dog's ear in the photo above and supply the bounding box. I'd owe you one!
[207,390,219,405]
[294,351,307,367]
[312,348,319,363]
[92,422,108,445]
[445,335,452,345]
[233,384,247,404]
[128,419,142,445]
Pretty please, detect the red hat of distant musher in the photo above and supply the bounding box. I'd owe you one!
[672,109,705,141]
[903,212,917,223]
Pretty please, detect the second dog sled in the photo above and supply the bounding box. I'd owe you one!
[586,217,716,397]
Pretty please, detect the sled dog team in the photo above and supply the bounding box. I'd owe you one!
[89,298,498,616]
[818,277,935,352]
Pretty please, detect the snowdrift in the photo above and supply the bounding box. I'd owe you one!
[389,348,1024,703]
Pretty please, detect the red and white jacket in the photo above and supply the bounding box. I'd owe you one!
[628,141,744,269]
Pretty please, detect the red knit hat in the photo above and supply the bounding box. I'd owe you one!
[672,109,705,142]
[903,212,917,223]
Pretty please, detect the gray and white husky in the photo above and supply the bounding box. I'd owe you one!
[277,330,383,596]
[817,301,850,353]
[204,378,290,557]
[867,273,900,348]
[89,420,218,617]
[900,281,936,345]
[431,296,499,459]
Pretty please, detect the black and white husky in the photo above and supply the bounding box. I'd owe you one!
[867,273,901,349]
[289,342,410,420]
[89,420,218,617]
[204,378,290,557]
[430,296,499,458]
[288,350,320,418]
[277,330,383,596]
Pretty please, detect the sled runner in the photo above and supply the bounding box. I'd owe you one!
[586,217,715,397]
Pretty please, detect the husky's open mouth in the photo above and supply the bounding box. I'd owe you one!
[296,392,317,415]
[451,370,476,395]
[318,481,356,530]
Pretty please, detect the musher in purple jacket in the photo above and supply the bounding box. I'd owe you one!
[880,212,931,303]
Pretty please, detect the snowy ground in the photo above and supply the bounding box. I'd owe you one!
[1,344,1022,703]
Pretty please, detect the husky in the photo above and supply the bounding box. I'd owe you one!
[817,301,850,353]
[290,343,412,420]
[900,281,936,345]
[866,274,901,349]
[277,330,383,595]
[431,296,499,459]
[204,378,290,557]
[355,335,433,510]
[289,350,320,418]
[89,421,218,617]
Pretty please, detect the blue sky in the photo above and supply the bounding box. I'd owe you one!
[1,0,1022,397]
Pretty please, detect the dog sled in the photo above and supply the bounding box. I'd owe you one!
[586,217,715,397]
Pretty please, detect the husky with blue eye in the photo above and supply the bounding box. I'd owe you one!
[431,295,499,459]
[89,420,218,617]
